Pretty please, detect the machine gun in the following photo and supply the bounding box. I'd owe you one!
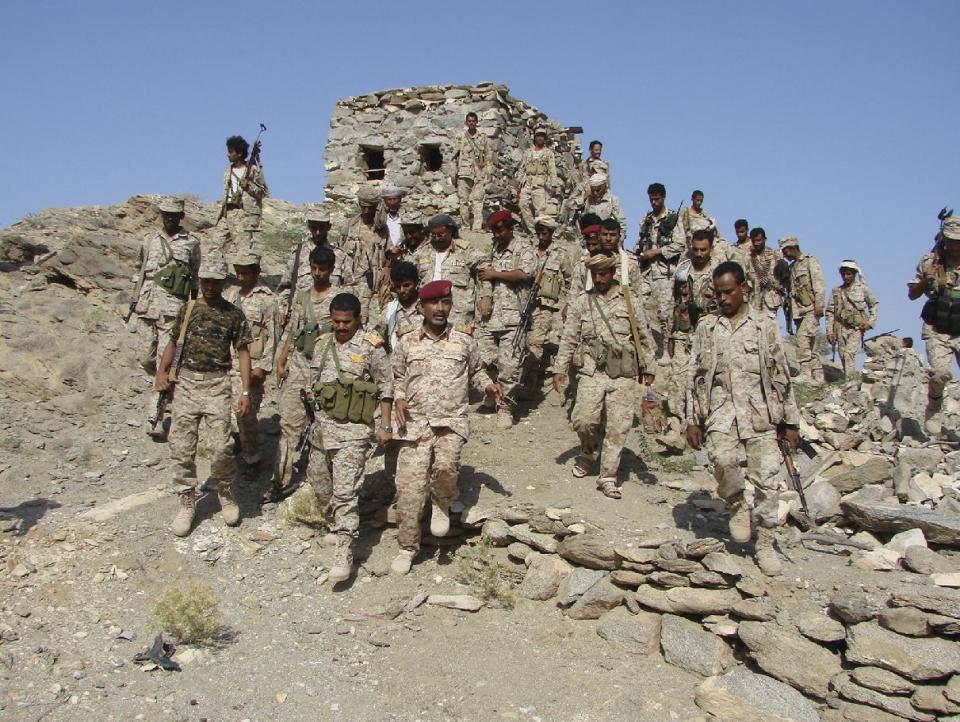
[280,239,304,332]
[512,263,544,357]
[296,389,315,454]
[636,201,683,270]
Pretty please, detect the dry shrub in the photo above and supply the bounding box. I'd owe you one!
[151,582,223,645]
[281,487,328,528]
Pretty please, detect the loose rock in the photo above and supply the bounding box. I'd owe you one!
[660,614,734,677]
[694,667,821,722]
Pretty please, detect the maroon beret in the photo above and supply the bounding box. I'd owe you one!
[418,279,453,301]
[581,224,601,236]
[486,209,515,229]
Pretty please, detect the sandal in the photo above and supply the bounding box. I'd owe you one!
[598,478,622,499]
[572,455,593,478]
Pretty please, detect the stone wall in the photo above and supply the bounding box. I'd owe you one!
[322,82,582,224]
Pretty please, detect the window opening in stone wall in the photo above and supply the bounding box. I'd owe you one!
[360,146,385,180]
[419,144,443,173]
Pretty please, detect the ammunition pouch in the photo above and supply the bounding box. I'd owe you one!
[311,338,379,424]
[604,342,638,379]
[921,290,960,335]
[153,261,192,300]
[539,270,562,302]
[293,290,330,360]
[795,284,815,307]
[837,306,868,329]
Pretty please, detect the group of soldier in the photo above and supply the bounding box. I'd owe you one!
[124,119,959,582]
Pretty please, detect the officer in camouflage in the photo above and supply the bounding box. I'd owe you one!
[826,260,879,378]
[214,135,268,257]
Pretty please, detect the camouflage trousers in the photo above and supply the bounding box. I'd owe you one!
[272,356,330,492]
[477,326,525,401]
[645,276,674,357]
[312,441,369,538]
[169,370,236,493]
[457,177,485,232]
[211,208,261,259]
[836,325,863,377]
[229,373,264,464]
[571,372,637,479]
[922,322,960,402]
[706,428,784,528]
[130,313,176,375]
[794,313,824,383]
[519,184,549,234]
[395,426,465,551]
[526,306,562,361]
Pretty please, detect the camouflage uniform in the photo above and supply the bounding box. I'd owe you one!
[527,242,573,367]
[374,298,423,354]
[339,216,382,322]
[685,307,799,527]
[825,278,878,376]
[412,240,484,326]
[584,191,627,244]
[454,130,491,231]
[223,282,277,464]
[214,163,268,257]
[745,246,784,321]
[168,298,251,493]
[567,249,645,306]
[518,146,558,232]
[911,251,960,406]
[128,228,200,373]
[277,240,353,330]
[680,206,716,243]
[555,280,654,481]
[785,249,826,383]
[309,331,392,538]
[392,324,493,551]
[638,207,687,353]
[477,236,537,404]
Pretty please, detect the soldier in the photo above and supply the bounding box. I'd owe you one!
[524,217,572,396]
[553,253,654,499]
[516,127,559,234]
[583,174,626,244]
[390,280,500,575]
[412,214,485,327]
[779,237,826,385]
[681,190,717,243]
[567,219,645,305]
[375,261,423,353]
[733,219,751,253]
[908,215,960,431]
[223,253,277,471]
[309,292,393,583]
[685,261,800,576]
[376,186,405,251]
[826,260,879,378]
[155,258,252,537]
[745,227,784,321]
[452,112,492,232]
[636,183,687,355]
[128,197,200,386]
[582,140,610,188]
[339,186,383,322]
[477,210,537,428]
[399,212,428,258]
[268,246,343,502]
[214,135,268,257]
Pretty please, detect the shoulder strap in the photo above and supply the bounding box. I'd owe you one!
[301,289,317,328]
[167,300,196,382]
[157,234,173,265]
[588,293,620,350]
[315,335,341,376]
[619,252,648,371]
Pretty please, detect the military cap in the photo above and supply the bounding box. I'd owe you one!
[418,279,452,300]
[486,209,515,229]
[533,126,548,137]
[588,173,609,188]
[586,253,618,271]
[230,252,260,267]
[199,258,228,280]
[158,197,185,213]
[778,236,800,250]
[943,216,960,241]
[581,224,601,237]
[401,210,425,226]
[533,216,558,230]
[381,185,403,198]
[839,259,861,273]
[305,207,331,223]
[427,213,458,231]
[357,186,381,205]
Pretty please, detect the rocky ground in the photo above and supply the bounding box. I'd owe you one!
[1,198,959,721]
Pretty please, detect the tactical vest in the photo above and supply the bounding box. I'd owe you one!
[311,337,379,424]
[151,235,192,300]
[293,290,330,359]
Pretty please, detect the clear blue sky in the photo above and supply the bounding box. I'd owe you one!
[2,1,958,337]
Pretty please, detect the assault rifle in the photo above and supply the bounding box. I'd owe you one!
[280,239,304,332]
[512,263,544,356]
[217,123,267,222]
[863,328,900,344]
[637,201,683,270]
[149,301,195,430]
[775,258,793,335]
[296,389,315,454]
[778,437,812,518]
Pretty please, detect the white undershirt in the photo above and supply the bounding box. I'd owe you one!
[433,250,449,281]
[386,213,403,247]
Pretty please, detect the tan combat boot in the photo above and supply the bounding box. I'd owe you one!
[755,527,783,576]
[218,486,241,527]
[430,503,450,537]
[496,406,514,429]
[171,490,196,537]
[391,549,416,575]
[328,535,353,583]
[727,495,752,543]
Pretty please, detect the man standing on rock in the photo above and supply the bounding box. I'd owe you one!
[477,210,537,428]
[908,215,960,433]
[685,261,800,576]
[339,186,382,323]
[452,112,491,232]
[390,280,500,575]
[156,258,252,537]
[224,253,277,474]
[517,127,559,234]
[412,214,485,327]
[553,253,653,499]
[779,237,826,385]
[214,135,268,257]
[826,260,878,378]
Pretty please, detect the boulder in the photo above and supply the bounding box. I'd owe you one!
[903,545,954,575]
[898,445,945,474]
[609,570,646,588]
[885,528,927,555]
[822,454,893,492]
[845,620,960,681]
[806,479,842,520]
[795,611,846,643]
[891,586,960,618]
[480,519,511,546]
[556,567,606,607]
[556,534,616,570]
[837,701,906,722]
[912,685,960,715]
[737,621,842,699]
[836,676,935,721]
[565,577,623,620]
[829,590,889,623]
[519,553,572,601]
[701,552,744,577]
[841,497,960,547]
[879,606,933,636]
[507,523,559,553]
[731,597,776,622]
[595,607,661,655]
[850,665,916,695]
[635,585,742,616]
[660,614,734,677]
[694,667,821,722]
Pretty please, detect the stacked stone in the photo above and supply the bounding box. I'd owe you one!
[467,501,960,721]
[322,82,582,225]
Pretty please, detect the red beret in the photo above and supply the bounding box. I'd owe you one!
[581,224,601,236]
[418,279,452,301]
[486,210,515,229]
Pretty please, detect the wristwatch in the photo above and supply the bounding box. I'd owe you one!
[380,426,393,433]
[241,390,251,397]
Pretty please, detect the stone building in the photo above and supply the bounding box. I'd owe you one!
[321,82,583,229]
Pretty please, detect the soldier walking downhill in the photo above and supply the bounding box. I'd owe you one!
[825,260,879,378]
[452,112,492,232]
[685,261,801,576]
[745,227,784,322]
[779,237,826,385]
[516,128,559,234]
[155,258,253,538]
[411,214,485,327]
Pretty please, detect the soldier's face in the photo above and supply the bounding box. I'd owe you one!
[600,229,620,251]
[420,295,453,327]
[750,234,766,253]
[394,278,418,305]
[590,183,607,200]
[227,147,244,164]
[234,265,259,288]
[648,193,664,213]
[735,226,749,242]
[591,268,615,293]
[535,226,554,246]
[161,211,182,235]
[690,239,712,266]
[200,278,225,301]
[944,238,960,260]
[360,203,377,222]
[714,273,747,316]
[782,247,799,261]
[430,225,453,250]
[840,269,856,285]
[308,221,330,242]
[311,261,333,287]
[384,196,402,212]
[584,233,600,253]
[534,133,546,148]
[692,194,704,210]
[589,143,602,159]
[402,225,425,247]
[491,222,513,244]
[331,309,361,343]
[466,116,478,132]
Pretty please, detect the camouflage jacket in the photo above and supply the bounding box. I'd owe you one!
[584,191,627,244]
[223,283,277,373]
[638,208,687,281]
[826,280,878,331]
[787,252,826,316]
[170,297,252,373]
[746,246,784,312]
[671,258,720,341]
[454,131,492,180]
[483,237,537,332]
[132,229,200,320]
[412,240,485,326]
[221,162,268,211]
[533,243,573,312]
[518,147,558,189]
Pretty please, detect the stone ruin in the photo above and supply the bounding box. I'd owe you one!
[321,82,583,227]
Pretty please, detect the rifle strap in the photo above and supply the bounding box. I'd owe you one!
[301,289,317,330]
[315,335,342,377]
[619,251,648,372]
[168,300,196,382]
[588,292,622,352]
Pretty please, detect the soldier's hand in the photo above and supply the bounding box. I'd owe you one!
[685,425,704,450]
[826,332,836,345]
[552,373,567,394]
[859,322,870,332]
[237,395,252,416]
[393,399,408,432]
[779,425,800,453]
[477,267,497,282]
[667,339,675,358]
[276,362,288,387]
[479,297,493,319]
[485,383,503,402]
[154,373,170,392]
[375,429,392,446]
[814,307,823,319]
